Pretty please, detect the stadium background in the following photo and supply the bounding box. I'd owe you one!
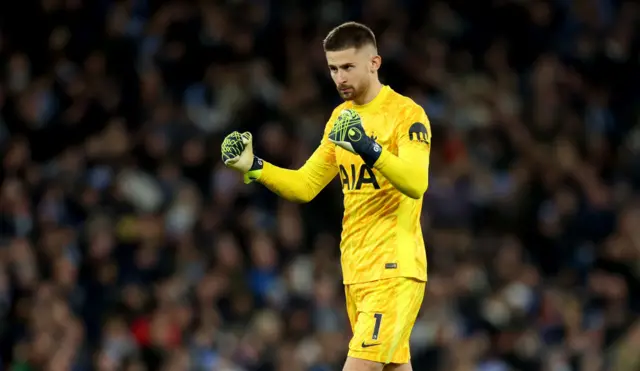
[0,0,639,370]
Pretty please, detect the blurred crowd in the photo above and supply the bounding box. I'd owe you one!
[0,0,639,370]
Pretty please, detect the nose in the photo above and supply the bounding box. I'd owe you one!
[336,70,347,84]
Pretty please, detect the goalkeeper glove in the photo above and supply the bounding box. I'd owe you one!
[220,131,264,184]
[328,109,382,167]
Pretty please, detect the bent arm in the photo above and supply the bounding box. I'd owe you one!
[373,106,431,199]
[254,107,343,203]
[257,142,338,203]
[374,145,429,199]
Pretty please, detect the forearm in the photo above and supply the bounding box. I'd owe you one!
[257,162,314,203]
[252,122,338,203]
[374,148,429,199]
[257,161,335,203]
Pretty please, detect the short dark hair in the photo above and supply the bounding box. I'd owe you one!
[323,22,377,52]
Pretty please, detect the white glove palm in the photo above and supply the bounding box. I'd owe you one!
[221,131,254,173]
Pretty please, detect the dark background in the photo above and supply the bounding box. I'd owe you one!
[0,0,638,370]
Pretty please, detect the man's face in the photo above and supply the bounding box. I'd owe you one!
[326,47,376,101]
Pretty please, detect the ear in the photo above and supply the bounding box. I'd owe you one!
[371,55,382,73]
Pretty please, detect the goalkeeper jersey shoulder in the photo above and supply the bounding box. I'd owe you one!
[392,94,432,149]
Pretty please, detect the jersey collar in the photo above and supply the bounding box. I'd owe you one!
[352,85,390,112]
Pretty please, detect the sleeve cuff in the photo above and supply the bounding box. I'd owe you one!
[372,148,391,169]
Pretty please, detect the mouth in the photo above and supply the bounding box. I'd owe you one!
[339,87,353,94]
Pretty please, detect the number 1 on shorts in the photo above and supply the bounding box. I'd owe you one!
[372,313,382,340]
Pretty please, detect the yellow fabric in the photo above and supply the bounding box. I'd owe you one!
[374,139,429,199]
[257,112,340,203]
[345,277,425,364]
[258,85,431,284]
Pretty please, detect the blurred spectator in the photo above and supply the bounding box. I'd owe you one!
[0,0,638,370]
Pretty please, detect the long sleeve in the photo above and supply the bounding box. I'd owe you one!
[255,120,339,203]
[373,105,431,199]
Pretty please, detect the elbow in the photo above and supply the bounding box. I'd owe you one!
[291,195,313,204]
[268,180,317,203]
[405,178,428,200]
[405,188,423,200]
[288,190,316,204]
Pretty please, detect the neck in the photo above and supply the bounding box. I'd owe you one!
[354,79,383,105]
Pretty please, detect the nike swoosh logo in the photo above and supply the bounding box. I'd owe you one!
[361,342,379,348]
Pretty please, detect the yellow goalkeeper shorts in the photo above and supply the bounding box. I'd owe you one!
[344,277,425,364]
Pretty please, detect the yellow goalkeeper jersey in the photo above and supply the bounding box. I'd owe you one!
[258,85,431,284]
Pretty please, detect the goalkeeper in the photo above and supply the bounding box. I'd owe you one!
[222,22,430,371]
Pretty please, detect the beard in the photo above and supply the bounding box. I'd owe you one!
[337,84,357,101]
